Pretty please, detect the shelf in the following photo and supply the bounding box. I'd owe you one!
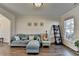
[53,25,62,45]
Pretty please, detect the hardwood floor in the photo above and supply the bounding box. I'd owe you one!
[0,43,78,56]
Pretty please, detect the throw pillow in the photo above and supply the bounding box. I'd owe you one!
[29,35,34,40]
[14,36,20,41]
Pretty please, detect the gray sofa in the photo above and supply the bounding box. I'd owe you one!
[10,34,42,54]
[10,34,29,47]
[10,34,42,47]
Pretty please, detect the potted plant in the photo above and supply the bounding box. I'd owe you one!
[75,40,79,54]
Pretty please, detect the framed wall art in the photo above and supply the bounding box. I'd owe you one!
[34,22,38,26]
[28,22,32,26]
[40,22,44,26]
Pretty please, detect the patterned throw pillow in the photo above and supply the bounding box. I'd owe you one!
[29,35,34,40]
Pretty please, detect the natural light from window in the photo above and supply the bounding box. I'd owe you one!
[64,17,74,40]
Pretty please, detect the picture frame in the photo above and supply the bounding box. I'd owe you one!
[28,22,32,26]
[40,22,44,26]
[34,22,38,26]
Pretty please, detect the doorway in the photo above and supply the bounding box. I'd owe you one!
[0,14,11,44]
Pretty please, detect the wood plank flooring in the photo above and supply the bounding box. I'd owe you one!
[0,43,78,56]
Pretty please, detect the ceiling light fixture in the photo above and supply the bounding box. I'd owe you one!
[33,3,43,8]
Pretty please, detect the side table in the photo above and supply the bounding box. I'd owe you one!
[42,40,51,47]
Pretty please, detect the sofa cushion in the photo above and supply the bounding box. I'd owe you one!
[27,40,40,48]
[12,40,29,44]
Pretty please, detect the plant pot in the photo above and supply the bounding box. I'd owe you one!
[76,48,79,54]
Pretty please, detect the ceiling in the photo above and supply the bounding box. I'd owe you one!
[0,3,79,17]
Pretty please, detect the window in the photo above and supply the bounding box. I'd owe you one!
[64,17,74,40]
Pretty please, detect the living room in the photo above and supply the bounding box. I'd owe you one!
[0,3,79,56]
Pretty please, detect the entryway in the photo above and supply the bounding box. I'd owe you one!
[0,14,11,45]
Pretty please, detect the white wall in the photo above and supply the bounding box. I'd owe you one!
[0,14,11,43]
[16,16,59,43]
[0,8,16,36]
[60,6,79,51]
